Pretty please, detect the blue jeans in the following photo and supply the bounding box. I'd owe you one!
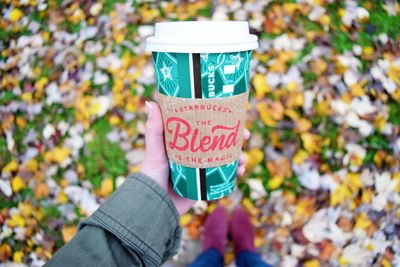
[188,248,272,267]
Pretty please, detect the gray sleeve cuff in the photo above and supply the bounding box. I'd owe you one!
[79,172,182,267]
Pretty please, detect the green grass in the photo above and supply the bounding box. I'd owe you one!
[80,117,128,188]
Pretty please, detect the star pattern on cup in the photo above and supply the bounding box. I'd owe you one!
[230,53,244,70]
[201,54,209,62]
[160,62,173,81]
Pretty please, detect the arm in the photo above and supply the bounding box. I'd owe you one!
[45,102,193,267]
[45,172,181,267]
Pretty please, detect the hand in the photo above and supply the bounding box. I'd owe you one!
[140,101,249,215]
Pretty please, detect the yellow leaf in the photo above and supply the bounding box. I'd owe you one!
[7,213,25,228]
[11,176,25,193]
[293,149,308,164]
[331,184,352,206]
[295,197,315,218]
[256,101,284,127]
[21,92,33,102]
[245,148,264,169]
[125,99,138,112]
[224,251,235,266]
[268,176,283,190]
[57,191,69,204]
[350,83,366,96]
[34,77,48,90]
[269,58,287,73]
[44,147,71,164]
[355,212,371,230]
[393,171,400,192]
[319,15,331,25]
[19,202,32,217]
[361,188,374,204]
[339,256,350,266]
[98,178,114,197]
[16,117,26,129]
[114,32,125,44]
[69,8,85,24]
[129,165,140,173]
[304,259,320,267]
[284,109,300,120]
[253,74,270,99]
[388,65,400,84]
[9,8,23,22]
[2,160,18,173]
[255,234,265,247]
[113,93,124,107]
[207,203,217,213]
[374,115,387,132]
[363,46,374,56]
[109,115,121,125]
[112,79,124,92]
[392,88,400,101]
[24,159,38,172]
[296,118,312,133]
[179,213,192,226]
[242,198,259,216]
[13,251,23,263]
[286,81,298,91]
[301,133,321,153]
[345,173,362,193]
[366,243,375,251]
[382,258,392,267]
[62,225,77,243]
[59,178,69,188]
[286,92,304,107]
[283,3,298,14]
[315,100,331,116]
[310,59,328,76]
[256,102,276,127]
[89,101,101,116]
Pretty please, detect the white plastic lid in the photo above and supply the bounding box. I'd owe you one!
[145,21,258,53]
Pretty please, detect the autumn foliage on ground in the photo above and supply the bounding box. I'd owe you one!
[0,0,400,266]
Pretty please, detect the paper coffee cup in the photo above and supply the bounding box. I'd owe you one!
[146,21,258,200]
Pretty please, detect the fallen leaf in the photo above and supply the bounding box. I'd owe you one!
[13,251,24,263]
[304,259,320,267]
[62,225,77,243]
[2,160,18,173]
[0,244,12,262]
[11,176,26,193]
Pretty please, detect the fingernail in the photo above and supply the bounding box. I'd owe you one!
[145,101,153,118]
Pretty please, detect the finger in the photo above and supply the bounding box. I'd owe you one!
[244,128,251,140]
[143,101,167,165]
[237,165,245,176]
[238,153,246,166]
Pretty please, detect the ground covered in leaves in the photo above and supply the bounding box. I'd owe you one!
[1,0,400,266]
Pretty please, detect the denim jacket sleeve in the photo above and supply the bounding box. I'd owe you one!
[45,172,182,267]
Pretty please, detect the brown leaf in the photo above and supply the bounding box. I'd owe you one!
[337,217,353,232]
[292,227,309,245]
[0,244,12,262]
[35,183,50,199]
[317,240,335,260]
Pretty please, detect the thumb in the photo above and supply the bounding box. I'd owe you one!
[143,101,167,164]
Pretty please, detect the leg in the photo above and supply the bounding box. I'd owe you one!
[230,207,272,267]
[188,248,223,267]
[236,251,272,267]
[188,206,228,267]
